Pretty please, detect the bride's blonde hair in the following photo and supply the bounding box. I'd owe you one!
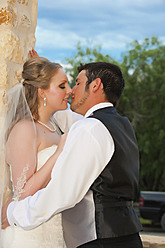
[22,57,62,120]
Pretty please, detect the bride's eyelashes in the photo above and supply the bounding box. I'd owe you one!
[59,83,65,89]
[59,81,69,89]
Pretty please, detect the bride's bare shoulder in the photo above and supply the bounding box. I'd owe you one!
[8,120,36,142]
[6,120,36,165]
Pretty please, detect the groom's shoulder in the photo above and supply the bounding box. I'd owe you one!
[71,116,103,131]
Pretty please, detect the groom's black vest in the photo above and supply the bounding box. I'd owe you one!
[62,106,142,248]
[88,106,142,238]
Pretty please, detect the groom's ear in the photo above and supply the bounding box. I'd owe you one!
[92,78,103,93]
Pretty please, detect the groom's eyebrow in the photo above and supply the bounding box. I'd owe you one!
[76,76,82,82]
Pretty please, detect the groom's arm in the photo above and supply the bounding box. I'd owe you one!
[7,118,114,230]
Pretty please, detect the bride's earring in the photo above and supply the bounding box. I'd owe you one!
[44,97,47,107]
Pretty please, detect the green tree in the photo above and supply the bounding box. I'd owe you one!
[120,37,165,191]
[63,40,117,88]
[64,37,165,191]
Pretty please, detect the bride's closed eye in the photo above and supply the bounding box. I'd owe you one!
[59,83,65,89]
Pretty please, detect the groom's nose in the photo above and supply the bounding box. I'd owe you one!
[72,85,76,92]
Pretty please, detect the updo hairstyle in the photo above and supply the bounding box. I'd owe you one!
[22,57,62,120]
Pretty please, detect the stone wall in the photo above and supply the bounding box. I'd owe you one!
[0,0,38,106]
[0,0,38,204]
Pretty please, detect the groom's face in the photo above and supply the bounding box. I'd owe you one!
[71,70,90,115]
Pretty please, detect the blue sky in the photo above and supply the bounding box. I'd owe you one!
[35,0,165,66]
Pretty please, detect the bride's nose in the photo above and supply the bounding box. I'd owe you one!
[66,85,72,95]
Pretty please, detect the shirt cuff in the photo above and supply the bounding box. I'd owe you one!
[7,201,18,227]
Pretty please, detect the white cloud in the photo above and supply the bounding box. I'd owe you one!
[35,0,165,63]
[35,25,85,50]
[35,21,132,52]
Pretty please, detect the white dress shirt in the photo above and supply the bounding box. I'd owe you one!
[53,104,83,133]
[7,103,115,230]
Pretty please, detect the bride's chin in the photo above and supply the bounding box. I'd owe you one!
[60,104,68,110]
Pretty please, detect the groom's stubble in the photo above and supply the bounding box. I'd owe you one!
[70,90,90,115]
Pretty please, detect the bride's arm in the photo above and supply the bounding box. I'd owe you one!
[6,121,66,200]
[52,105,84,133]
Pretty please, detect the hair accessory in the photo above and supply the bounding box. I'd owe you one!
[44,97,47,107]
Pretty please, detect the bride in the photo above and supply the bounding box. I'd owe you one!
[0,56,82,248]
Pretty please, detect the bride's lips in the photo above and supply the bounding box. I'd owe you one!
[63,98,69,103]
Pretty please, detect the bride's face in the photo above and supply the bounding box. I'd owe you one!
[42,68,72,112]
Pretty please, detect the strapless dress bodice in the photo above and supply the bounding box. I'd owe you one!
[37,145,57,170]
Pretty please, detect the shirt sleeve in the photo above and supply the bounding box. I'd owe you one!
[7,118,114,230]
[52,106,84,132]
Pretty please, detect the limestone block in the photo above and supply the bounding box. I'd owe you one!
[0,29,20,61]
[0,60,8,86]
[0,7,12,25]
[0,0,38,192]
[21,14,31,27]
[0,2,17,27]
[17,0,29,5]
[0,0,38,88]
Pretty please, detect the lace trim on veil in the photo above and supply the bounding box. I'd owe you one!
[0,83,36,204]
[13,163,30,201]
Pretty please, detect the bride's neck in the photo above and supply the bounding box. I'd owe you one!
[38,108,52,124]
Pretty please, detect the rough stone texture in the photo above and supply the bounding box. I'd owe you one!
[0,0,38,202]
[141,234,165,248]
[0,0,37,133]
[0,0,38,93]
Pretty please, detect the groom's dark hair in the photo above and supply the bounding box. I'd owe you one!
[77,62,125,107]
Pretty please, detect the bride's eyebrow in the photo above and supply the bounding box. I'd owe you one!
[58,79,68,84]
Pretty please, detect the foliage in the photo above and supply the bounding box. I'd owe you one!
[119,37,165,191]
[63,40,117,88]
[64,37,165,191]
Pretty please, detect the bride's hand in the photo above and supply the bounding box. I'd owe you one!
[56,133,68,153]
[29,49,39,57]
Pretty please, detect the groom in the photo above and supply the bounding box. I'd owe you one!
[4,62,143,247]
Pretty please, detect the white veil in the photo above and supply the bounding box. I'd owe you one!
[0,83,37,239]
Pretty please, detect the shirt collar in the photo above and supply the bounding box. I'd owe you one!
[85,102,113,118]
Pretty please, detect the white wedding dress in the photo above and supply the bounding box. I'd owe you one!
[1,145,66,248]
